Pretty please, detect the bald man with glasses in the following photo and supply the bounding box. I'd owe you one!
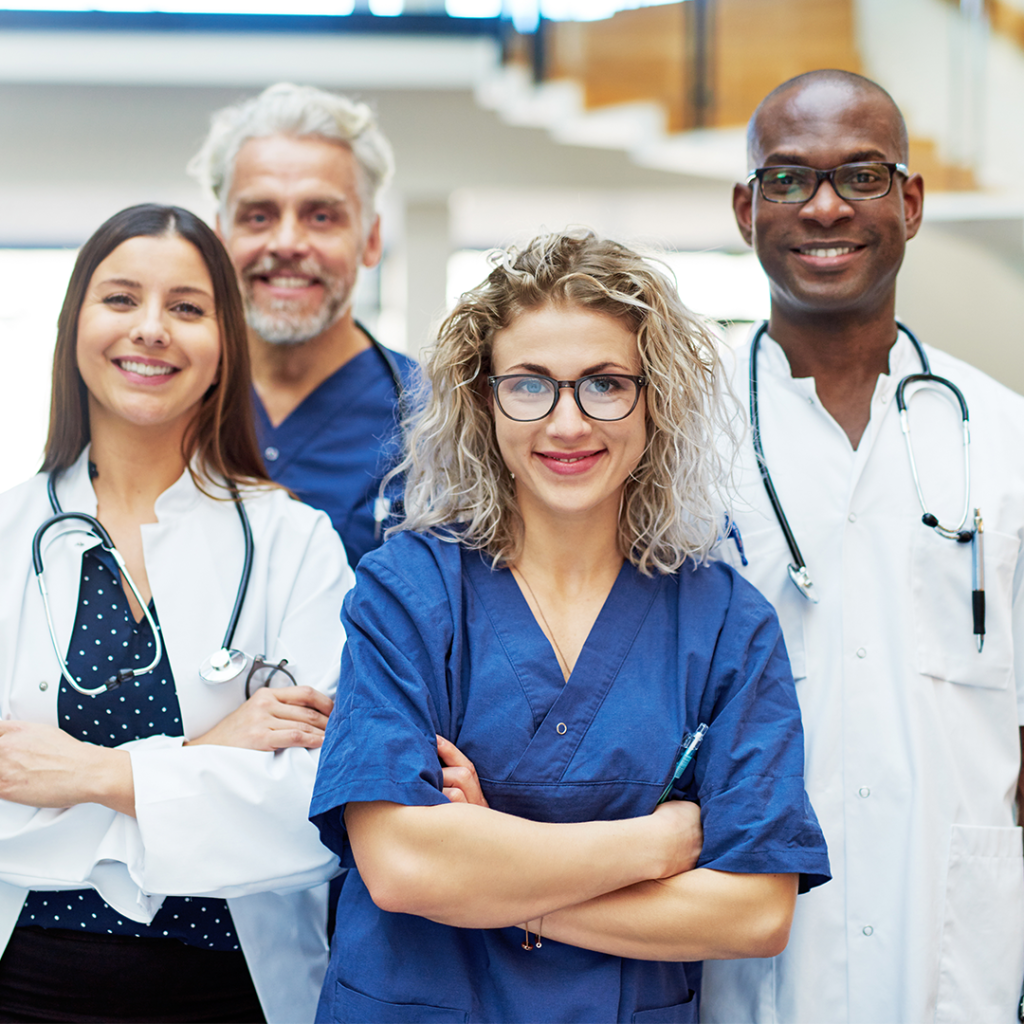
[701,70,1024,1024]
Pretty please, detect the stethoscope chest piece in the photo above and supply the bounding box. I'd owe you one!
[200,647,248,684]
[787,564,820,604]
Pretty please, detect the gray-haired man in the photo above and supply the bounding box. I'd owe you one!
[190,83,416,567]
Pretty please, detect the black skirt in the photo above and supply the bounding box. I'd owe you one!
[0,926,266,1023]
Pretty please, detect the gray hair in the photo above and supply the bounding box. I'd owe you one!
[187,82,394,235]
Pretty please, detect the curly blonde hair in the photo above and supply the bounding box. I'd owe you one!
[391,230,734,575]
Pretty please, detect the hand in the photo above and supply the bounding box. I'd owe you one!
[649,799,703,878]
[436,734,488,807]
[186,686,334,751]
[0,720,132,812]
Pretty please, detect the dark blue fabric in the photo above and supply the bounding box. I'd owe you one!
[17,548,238,951]
[310,532,830,1024]
[254,331,417,568]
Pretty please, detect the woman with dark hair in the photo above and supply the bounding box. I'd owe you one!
[0,204,352,1023]
[310,230,830,1024]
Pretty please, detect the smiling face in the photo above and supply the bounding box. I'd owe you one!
[76,233,221,439]
[489,303,647,530]
[733,79,923,322]
[219,133,382,345]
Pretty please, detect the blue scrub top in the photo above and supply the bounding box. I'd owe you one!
[311,531,830,1024]
[254,327,417,567]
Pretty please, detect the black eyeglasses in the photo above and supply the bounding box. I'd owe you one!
[487,373,647,422]
[745,162,909,204]
[244,656,297,699]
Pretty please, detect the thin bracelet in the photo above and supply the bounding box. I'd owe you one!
[521,918,544,950]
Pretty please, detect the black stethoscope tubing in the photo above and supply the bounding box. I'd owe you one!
[35,469,254,694]
[749,320,971,602]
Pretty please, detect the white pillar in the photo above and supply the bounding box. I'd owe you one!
[404,196,451,361]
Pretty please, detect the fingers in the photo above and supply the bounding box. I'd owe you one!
[259,685,334,717]
[436,734,473,769]
[259,727,327,751]
[188,688,333,751]
[436,735,489,806]
[246,687,332,730]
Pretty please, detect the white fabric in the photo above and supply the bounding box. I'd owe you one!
[0,450,354,1024]
[701,329,1024,1024]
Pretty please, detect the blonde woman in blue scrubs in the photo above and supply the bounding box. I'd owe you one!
[311,230,830,1024]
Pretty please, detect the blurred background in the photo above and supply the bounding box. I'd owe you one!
[2,0,1023,490]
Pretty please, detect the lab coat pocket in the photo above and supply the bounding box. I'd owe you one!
[631,990,696,1023]
[911,528,1017,689]
[935,823,1024,1024]
[332,979,469,1023]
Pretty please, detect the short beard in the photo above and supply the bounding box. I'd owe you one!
[241,255,356,346]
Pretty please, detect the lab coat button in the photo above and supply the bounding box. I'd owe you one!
[264,446,280,462]
[858,786,870,798]
[848,513,857,523]
[856,647,867,658]
[556,722,567,735]
[862,925,874,936]
[39,681,48,691]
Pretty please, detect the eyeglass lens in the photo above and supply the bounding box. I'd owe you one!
[245,657,296,698]
[760,163,894,203]
[496,375,639,421]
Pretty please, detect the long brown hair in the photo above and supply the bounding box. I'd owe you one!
[42,203,271,491]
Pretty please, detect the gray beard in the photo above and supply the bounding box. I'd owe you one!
[245,289,353,346]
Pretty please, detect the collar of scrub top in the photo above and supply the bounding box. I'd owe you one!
[748,320,972,604]
[34,462,255,695]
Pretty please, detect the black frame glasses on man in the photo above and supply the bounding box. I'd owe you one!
[745,162,909,204]
[488,373,648,422]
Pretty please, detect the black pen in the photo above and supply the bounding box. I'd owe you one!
[972,508,985,653]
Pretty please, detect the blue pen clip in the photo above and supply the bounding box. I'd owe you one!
[657,723,709,804]
[725,519,748,566]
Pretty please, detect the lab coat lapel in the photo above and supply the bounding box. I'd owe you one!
[141,471,244,737]
[473,559,663,784]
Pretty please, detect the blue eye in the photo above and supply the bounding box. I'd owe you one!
[586,376,625,395]
[510,377,549,395]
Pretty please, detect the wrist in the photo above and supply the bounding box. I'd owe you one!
[84,746,136,816]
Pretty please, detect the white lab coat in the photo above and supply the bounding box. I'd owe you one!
[701,329,1024,1024]
[0,449,354,1024]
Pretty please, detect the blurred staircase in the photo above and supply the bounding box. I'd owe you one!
[478,0,978,190]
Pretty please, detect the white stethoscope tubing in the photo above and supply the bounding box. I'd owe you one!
[34,471,254,696]
[895,372,973,541]
[33,511,164,696]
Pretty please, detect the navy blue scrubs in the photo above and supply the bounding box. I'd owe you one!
[311,532,830,1024]
[254,329,417,568]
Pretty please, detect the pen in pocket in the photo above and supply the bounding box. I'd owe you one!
[657,723,709,804]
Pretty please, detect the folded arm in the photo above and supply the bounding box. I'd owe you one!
[345,796,702,930]
[531,868,798,961]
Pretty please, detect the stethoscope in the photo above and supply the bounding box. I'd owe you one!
[33,469,255,696]
[749,320,977,608]
[368,331,408,539]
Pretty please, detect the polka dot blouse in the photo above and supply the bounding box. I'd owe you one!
[18,548,239,951]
